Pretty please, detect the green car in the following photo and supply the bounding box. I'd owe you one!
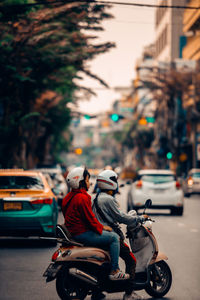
[0,169,58,237]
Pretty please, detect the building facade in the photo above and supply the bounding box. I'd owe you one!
[155,0,186,61]
[182,0,200,60]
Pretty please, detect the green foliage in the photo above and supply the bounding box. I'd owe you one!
[0,0,114,167]
[122,121,154,150]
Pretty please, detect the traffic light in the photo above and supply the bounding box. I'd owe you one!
[146,117,155,123]
[111,113,119,122]
[166,152,173,160]
[75,148,82,155]
[84,114,91,120]
[138,117,147,125]
[110,114,124,122]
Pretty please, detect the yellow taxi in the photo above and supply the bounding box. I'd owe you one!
[0,169,58,237]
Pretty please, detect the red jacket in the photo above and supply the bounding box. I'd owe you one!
[62,189,103,237]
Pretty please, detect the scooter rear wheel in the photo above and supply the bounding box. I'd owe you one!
[56,268,89,300]
[145,260,172,298]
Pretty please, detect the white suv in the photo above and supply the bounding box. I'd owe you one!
[127,169,184,216]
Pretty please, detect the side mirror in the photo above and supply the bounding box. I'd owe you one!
[145,199,152,209]
[142,199,152,214]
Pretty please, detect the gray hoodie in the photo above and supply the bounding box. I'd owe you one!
[92,192,144,229]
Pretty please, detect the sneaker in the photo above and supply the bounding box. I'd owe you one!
[123,291,144,300]
[109,270,130,281]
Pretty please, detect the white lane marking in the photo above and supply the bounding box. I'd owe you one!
[178,222,186,227]
[177,222,199,233]
[190,228,199,233]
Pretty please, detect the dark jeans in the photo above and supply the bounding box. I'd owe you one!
[120,240,136,278]
[120,240,136,295]
[73,230,120,272]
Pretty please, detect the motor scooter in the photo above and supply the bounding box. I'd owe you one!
[43,199,172,299]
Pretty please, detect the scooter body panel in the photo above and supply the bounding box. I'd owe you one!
[150,251,168,264]
[55,246,110,266]
[129,226,157,273]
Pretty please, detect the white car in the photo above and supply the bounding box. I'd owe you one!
[183,168,200,197]
[127,169,184,216]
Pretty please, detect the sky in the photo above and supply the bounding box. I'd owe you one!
[78,0,156,116]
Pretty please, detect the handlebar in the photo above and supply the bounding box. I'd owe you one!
[145,217,155,222]
[139,217,155,224]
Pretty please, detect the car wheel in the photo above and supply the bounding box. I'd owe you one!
[171,207,183,216]
[176,207,183,216]
[171,208,176,215]
[184,193,190,198]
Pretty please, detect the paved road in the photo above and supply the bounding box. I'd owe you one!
[0,186,200,300]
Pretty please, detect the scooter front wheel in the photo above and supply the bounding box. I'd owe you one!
[56,268,89,300]
[145,260,172,298]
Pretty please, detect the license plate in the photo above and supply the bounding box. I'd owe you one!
[153,189,166,193]
[43,263,62,278]
[3,202,22,211]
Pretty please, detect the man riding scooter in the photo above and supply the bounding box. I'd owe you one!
[62,167,130,299]
[92,169,148,300]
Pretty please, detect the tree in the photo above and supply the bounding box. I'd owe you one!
[111,120,154,168]
[136,63,199,170]
[0,0,114,167]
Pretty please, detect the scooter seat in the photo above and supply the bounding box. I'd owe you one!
[56,224,84,247]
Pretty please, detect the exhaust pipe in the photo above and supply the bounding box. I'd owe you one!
[69,268,98,286]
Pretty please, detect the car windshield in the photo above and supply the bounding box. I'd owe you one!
[141,174,175,184]
[191,173,200,178]
[0,176,44,190]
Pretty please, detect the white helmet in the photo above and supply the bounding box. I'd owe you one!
[66,167,85,189]
[97,170,118,191]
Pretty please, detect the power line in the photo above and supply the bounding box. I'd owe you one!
[0,1,199,10]
[95,1,200,10]
[108,19,188,26]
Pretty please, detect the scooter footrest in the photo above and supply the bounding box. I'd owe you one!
[134,272,147,283]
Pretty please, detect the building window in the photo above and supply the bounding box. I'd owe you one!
[156,0,168,27]
[155,25,168,57]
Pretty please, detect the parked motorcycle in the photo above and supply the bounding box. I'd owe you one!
[43,199,172,299]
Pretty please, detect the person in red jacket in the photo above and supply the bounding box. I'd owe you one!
[62,167,130,284]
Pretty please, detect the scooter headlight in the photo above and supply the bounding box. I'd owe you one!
[145,221,153,231]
